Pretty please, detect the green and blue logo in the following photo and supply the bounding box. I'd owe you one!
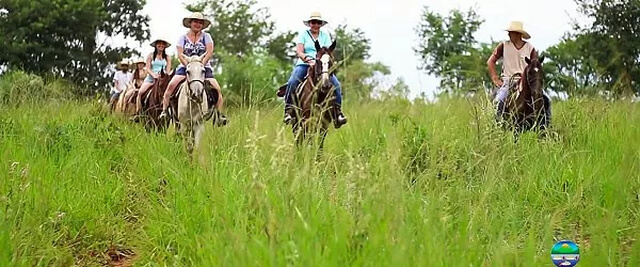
[550,240,580,266]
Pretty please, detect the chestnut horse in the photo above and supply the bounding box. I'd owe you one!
[288,39,339,150]
[138,69,173,132]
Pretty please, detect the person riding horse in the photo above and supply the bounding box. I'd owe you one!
[110,60,132,111]
[159,12,227,125]
[132,37,172,121]
[132,57,146,89]
[486,21,551,123]
[283,11,347,127]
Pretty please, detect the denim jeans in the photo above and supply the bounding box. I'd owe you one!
[284,64,343,109]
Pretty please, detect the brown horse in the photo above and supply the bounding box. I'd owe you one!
[114,82,137,117]
[288,39,339,150]
[502,56,550,136]
[138,69,173,132]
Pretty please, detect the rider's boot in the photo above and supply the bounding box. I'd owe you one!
[334,105,347,128]
[283,106,294,124]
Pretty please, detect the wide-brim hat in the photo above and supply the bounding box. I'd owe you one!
[303,11,328,27]
[505,21,531,39]
[132,58,145,65]
[117,60,130,69]
[182,12,211,28]
[150,38,171,48]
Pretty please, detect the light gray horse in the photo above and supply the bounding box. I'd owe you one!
[177,55,209,155]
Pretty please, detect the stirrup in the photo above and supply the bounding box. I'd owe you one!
[158,110,168,120]
[283,113,293,124]
[203,107,215,121]
[216,113,228,127]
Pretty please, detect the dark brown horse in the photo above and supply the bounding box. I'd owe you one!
[502,56,550,136]
[139,69,173,132]
[289,39,339,150]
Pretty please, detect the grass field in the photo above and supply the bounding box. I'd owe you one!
[1,94,639,266]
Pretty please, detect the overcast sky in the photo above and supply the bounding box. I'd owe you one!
[132,0,584,99]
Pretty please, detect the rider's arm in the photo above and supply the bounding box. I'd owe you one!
[177,46,188,66]
[113,73,120,92]
[166,53,172,73]
[145,53,155,77]
[296,31,313,62]
[487,42,504,85]
[202,33,214,65]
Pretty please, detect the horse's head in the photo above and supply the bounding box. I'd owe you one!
[523,56,545,96]
[155,68,171,92]
[182,54,206,104]
[313,39,337,92]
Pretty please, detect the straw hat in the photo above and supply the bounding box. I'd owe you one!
[132,58,145,65]
[303,11,328,27]
[182,12,211,28]
[150,37,171,48]
[505,21,531,39]
[117,60,130,70]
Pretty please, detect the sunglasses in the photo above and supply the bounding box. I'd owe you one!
[191,19,204,24]
[309,20,323,25]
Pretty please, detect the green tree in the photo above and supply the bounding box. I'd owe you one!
[187,0,274,57]
[329,25,391,100]
[542,33,600,97]
[379,77,410,100]
[338,61,391,101]
[414,7,490,94]
[0,0,150,92]
[574,0,640,96]
[333,24,371,65]
[266,31,297,64]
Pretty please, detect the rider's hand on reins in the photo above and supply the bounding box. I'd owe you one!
[493,77,503,87]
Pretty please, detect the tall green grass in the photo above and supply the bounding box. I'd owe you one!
[1,92,639,266]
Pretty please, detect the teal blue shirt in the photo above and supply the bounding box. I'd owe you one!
[149,58,167,74]
[295,29,333,66]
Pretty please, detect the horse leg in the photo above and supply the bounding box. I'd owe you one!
[317,126,328,162]
[194,122,204,153]
[185,126,194,155]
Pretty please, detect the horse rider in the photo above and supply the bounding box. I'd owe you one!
[110,60,132,111]
[486,21,551,122]
[132,37,172,120]
[159,12,227,125]
[283,11,347,127]
[132,57,146,89]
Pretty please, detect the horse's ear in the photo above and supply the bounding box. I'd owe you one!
[181,54,189,62]
[525,57,531,64]
[329,39,337,52]
[539,55,545,63]
[199,54,206,63]
[314,40,321,52]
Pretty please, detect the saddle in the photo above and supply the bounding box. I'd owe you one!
[171,79,218,107]
[124,90,138,104]
[275,73,311,97]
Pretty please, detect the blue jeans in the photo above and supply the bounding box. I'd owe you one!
[284,64,343,109]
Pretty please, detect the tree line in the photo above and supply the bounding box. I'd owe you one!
[414,0,640,98]
[1,0,638,104]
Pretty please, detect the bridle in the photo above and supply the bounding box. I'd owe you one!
[185,61,205,104]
